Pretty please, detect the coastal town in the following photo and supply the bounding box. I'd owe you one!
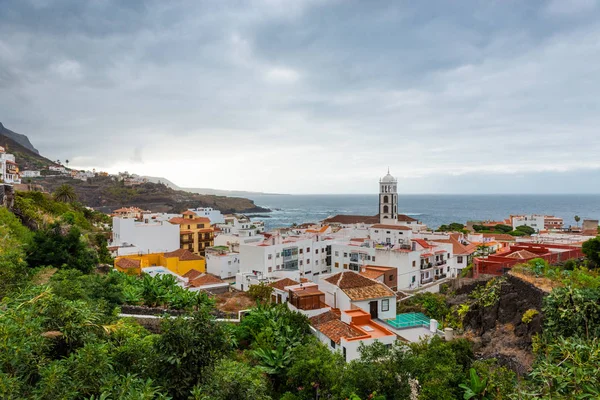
[3,147,597,365]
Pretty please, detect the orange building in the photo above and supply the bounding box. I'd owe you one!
[169,211,214,256]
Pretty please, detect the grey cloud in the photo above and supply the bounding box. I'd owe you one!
[1,0,599,193]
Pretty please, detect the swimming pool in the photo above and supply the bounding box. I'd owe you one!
[386,312,431,329]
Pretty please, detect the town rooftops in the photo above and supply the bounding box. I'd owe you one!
[411,238,435,249]
[433,237,477,255]
[163,248,204,261]
[115,258,141,269]
[168,216,211,225]
[323,214,418,225]
[481,233,517,241]
[309,311,363,344]
[181,210,196,216]
[270,278,300,291]
[324,271,395,301]
[505,249,540,260]
[371,224,411,230]
[183,269,204,280]
[188,273,226,288]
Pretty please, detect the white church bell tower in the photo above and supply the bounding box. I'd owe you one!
[379,168,398,223]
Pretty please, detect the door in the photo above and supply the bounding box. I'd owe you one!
[369,301,378,319]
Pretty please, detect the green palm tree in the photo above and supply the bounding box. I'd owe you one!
[476,244,489,257]
[53,184,77,203]
[574,215,581,228]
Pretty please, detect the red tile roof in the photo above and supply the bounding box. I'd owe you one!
[481,233,516,241]
[309,311,363,344]
[169,217,211,225]
[181,210,196,215]
[163,248,204,261]
[397,214,418,222]
[270,278,299,291]
[115,258,141,269]
[411,238,435,249]
[189,274,226,287]
[360,270,384,280]
[505,250,539,260]
[183,269,203,280]
[325,271,394,300]
[371,224,411,230]
[323,215,380,224]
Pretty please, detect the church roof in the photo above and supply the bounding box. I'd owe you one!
[381,172,396,183]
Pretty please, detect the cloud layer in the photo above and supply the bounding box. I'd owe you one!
[1,0,600,193]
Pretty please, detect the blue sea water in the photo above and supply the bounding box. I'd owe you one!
[246,194,600,231]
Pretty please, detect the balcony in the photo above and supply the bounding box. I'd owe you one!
[435,261,446,267]
[420,263,433,270]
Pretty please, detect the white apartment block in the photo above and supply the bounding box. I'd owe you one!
[20,170,41,178]
[234,233,333,291]
[511,214,545,232]
[188,207,225,224]
[110,216,180,256]
[205,247,240,279]
[0,148,21,184]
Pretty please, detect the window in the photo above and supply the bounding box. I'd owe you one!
[374,230,379,233]
[343,347,347,360]
[330,339,335,348]
[386,231,390,234]
[300,248,303,254]
[315,249,318,254]
[343,264,348,269]
[268,254,272,260]
[228,261,231,265]
[389,275,393,282]
[276,253,280,258]
[412,275,416,283]
[300,260,303,266]
[372,257,376,262]
[382,299,389,311]
[306,247,310,253]
[343,253,348,258]
[335,251,339,257]
[335,262,339,268]
[315,260,319,265]
[457,256,463,263]
[268,267,272,273]
[307,259,310,264]
[412,261,416,267]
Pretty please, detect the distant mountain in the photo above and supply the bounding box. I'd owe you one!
[143,176,282,197]
[0,122,39,154]
[0,123,54,170]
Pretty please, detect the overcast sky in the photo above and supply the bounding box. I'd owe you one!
[2,0,600,194]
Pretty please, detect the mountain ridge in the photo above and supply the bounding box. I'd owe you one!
[0,122,39,154]
[143,176,284,197]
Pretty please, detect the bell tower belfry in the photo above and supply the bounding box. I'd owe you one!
[379,168,398,223]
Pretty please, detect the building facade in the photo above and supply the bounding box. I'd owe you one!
[169,211,214,256]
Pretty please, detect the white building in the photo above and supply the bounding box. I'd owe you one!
[48,165,68,174]
[20,170,41,178]
[73,170,95,181]
[234,232,333,291]
[205,246,240,279]
[110,216,180,256]
[188,207,225,224]
[511,215,545,232]
[0,147,21,184]
[318,271,397,320]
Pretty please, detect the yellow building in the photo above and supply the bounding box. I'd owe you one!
[169,211,214,256]
[114,249,205,276]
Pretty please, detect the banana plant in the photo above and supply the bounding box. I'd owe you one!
[459,368,489,400]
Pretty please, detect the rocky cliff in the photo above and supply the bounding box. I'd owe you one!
[461,274,546,375]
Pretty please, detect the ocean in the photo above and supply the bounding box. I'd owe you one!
[245,194,600,231]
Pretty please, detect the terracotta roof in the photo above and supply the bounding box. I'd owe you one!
[168,217,211,225]
[317,319,364,344]
[183,269,203,280]
[481,233,516,241]
[371,224,411,230]
[433,237,477,255]
[309,311,363,344]
[360,270,385,280]
[323,215,379,224]
[270,278,299,291]
[325,271,394,301]
[115,258,141,269]
[181,210,196,215]
[505,250,539,260]
[412,238,435,249]
[163,248,204,261]
[397,214,418,222]
[309,310,340,327]
[189,274,226,287]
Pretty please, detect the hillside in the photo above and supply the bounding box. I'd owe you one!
[37,175,269,214]
[0,123,54,170]
[144,175,282,196]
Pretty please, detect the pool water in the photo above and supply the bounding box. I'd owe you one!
[386,312,431,329]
